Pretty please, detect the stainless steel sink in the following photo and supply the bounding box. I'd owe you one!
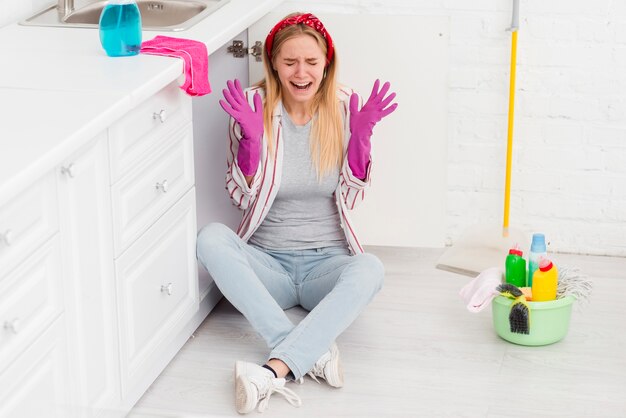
[21,0,230,31]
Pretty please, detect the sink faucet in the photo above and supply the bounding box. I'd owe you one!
[58,0,75,17]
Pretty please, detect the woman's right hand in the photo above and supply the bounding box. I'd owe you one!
[219,79,264,176]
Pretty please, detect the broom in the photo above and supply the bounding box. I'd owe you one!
[437,0,528,276]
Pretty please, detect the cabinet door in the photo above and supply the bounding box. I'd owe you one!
[57,134,120,412]
[249,13,449,247]
[115,188,198,405]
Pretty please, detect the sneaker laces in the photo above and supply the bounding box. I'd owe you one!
[306,353,330,384]
[256,378,302,412]
[307,372,322,384]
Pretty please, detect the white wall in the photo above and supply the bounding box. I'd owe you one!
[3,0,625,256]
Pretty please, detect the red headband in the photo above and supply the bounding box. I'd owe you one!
[265,13,334,65]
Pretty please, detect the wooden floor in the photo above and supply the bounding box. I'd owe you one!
[128,247,626,417]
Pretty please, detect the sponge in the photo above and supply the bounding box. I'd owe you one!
[520,287,532,301]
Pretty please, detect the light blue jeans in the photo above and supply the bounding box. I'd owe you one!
[196,223,384,379]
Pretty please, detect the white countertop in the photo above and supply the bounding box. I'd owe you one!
[0,0,282,200]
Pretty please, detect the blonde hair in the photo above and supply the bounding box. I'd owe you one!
[256,14,343,178]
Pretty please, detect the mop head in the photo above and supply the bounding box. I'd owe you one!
[497,283,530,334]
[556,264,593,308]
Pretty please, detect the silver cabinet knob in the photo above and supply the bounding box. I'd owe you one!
[155,180,169,193]
[160,283,173,296]
[4,318,20,334]
[61,163,76,178]
[153,109,167,123]
[1,229,14,246]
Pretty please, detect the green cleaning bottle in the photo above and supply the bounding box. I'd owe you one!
[505,246,526,287]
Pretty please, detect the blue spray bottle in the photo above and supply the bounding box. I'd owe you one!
[99,0,142,57]
[528,233,547,287]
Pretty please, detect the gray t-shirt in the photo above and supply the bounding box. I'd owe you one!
[248,107,347,250]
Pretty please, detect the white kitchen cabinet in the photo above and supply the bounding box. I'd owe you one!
[0,81,213,417]
[115,189,198,407]
[0,172,70,418]
[0,173,62,373]
[108,84,199,408]
[56,134,120,415]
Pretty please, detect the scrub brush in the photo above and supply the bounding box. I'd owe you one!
[497,283,530,335]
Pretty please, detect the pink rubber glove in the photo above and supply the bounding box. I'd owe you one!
[219,79,264,176]
[348,80,398,179]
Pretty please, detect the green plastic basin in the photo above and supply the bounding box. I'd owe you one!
[492,295,575,346]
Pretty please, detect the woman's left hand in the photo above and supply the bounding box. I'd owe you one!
[349,79,398,139]
[347,80,398,179]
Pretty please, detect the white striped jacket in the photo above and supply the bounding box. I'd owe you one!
[225,85,372,255]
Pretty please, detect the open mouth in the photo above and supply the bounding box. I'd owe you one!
[290,81,312,91]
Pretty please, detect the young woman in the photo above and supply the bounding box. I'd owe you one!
[196,12,397,414]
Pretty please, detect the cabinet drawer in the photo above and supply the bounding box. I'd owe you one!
[0,235,64,373]
[109,82,192,183]
[0,316,70,418]
[111,124,195,256]
[115,189,198,392]
[0,173,58,276]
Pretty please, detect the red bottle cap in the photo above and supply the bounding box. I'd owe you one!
[509,248,523,257]
[539,257,553,272]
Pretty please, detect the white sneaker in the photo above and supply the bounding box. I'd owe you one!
[307,343,344,388]
[234,361,302,414]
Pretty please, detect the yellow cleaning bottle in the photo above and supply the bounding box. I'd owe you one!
[532,257,558,301]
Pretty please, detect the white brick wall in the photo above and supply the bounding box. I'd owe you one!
[276,0,626,257]
[3,0,625,256]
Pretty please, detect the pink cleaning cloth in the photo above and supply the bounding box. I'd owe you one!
[459,267,503,313]
[140,35,211,96]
